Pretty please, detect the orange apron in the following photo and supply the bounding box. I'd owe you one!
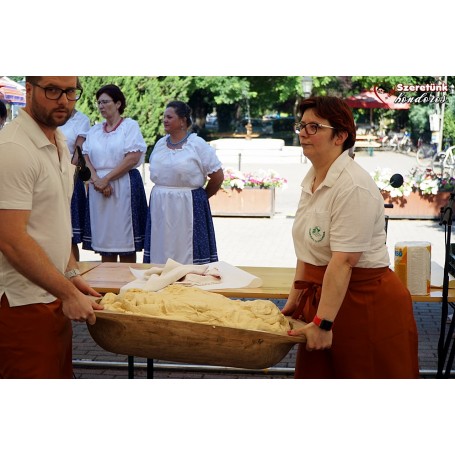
[292,264,420,379]
[0,294,73,379]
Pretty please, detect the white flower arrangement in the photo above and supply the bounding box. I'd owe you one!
[222,168,287,190]
[370,167,413,198]
[371,166,448,197]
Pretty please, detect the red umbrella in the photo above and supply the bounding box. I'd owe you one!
[345,90,410,110]
[345,89,410,127]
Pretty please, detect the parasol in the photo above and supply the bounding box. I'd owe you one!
[345,89,410,126]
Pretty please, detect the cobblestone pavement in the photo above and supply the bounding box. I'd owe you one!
[74,149,452,379]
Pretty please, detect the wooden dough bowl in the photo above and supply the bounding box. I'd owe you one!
[87,310,306,370]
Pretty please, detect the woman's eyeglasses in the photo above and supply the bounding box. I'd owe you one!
[96,100,113,106]
[294,122,336,135]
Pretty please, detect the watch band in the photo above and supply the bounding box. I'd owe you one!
[65,268,81,279]
[313,315,334,331]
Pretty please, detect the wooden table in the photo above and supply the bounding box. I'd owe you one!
[78,261,455,303]
[78,262,295,299]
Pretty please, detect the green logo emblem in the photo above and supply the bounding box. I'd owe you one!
[309,226,326,242]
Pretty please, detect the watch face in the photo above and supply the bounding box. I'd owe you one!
[319,319,333,331]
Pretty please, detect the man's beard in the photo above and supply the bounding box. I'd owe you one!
[31,103,71,128]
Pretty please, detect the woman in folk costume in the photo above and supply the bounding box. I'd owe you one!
[82,84,147,263]
[144,101,224,265]
[59,106,91,260]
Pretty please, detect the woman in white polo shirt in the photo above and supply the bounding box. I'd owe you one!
[283,96,419,379]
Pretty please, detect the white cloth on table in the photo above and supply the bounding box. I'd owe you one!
[83,118,146,252]
[148,133,222,264]
[122,260,263,292]
[135,258,221,291]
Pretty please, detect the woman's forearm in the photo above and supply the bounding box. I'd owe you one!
[205,168,224,198]
[316,252,361,321]
[103,152,142,183]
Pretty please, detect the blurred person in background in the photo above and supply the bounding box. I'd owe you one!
[0,99,7,129]
[283,96,419,379]
[144,100,224,265]
[59,96,91,260]
[0,76,102,379]
[82,84,147,263]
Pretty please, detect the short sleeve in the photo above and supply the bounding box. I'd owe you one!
[76,113,91,138]
[0,143,35,210]
[192,135,222,175]
[123,119,147,154]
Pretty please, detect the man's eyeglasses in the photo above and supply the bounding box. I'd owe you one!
[31,83,82,101]
[96,100,113,106]
[294,122,336,135]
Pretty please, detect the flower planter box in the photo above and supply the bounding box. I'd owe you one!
[381,190,450,219]
[209,187,276,217]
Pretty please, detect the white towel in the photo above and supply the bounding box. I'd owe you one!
[140,259,221,291]
[121,260,263,292]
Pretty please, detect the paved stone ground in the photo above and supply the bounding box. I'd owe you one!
[73,149,452,379]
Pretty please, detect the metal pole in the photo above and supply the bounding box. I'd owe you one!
[437,76,448,154]
[72,359,452,378]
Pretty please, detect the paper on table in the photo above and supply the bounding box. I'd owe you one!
[122,260,263,292]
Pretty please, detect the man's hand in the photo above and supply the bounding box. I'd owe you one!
[64,276,103,325]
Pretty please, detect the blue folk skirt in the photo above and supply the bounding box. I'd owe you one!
[71,178,87,244]
[143,187,218,264]
[82,169,147,256]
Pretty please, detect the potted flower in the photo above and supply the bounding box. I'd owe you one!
[371,167,451,219]
[210,168,287,217]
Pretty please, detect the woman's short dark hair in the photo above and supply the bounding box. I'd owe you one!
[96,84,126,114]
[166,100,192,127]
[299,96,356,151]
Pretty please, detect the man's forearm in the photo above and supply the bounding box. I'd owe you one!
[1,234,79,301]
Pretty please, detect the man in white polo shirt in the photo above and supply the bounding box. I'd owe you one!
[0,76,103,379]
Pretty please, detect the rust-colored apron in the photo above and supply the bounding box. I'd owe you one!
[292,264,419,379]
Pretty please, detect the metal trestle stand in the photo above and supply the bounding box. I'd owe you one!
[437,192,455,377]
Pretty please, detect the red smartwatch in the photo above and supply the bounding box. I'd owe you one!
[313,315,334,331]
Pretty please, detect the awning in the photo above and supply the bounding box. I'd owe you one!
[345,90,410,110]
[0,86,26,105]
[0,77,26,106]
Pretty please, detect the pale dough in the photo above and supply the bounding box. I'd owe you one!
[101,285,291,334]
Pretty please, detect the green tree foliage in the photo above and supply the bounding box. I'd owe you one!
[71,75,455,150]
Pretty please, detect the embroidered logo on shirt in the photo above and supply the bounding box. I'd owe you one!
[309,226,325,242]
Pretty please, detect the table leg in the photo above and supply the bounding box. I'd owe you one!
[147,359,154,379]
[128,356,135,379]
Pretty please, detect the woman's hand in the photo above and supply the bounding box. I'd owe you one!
[94,176,110,192]
[102,184,113,198]
[289,323,333,351]
[281,298,298,316]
